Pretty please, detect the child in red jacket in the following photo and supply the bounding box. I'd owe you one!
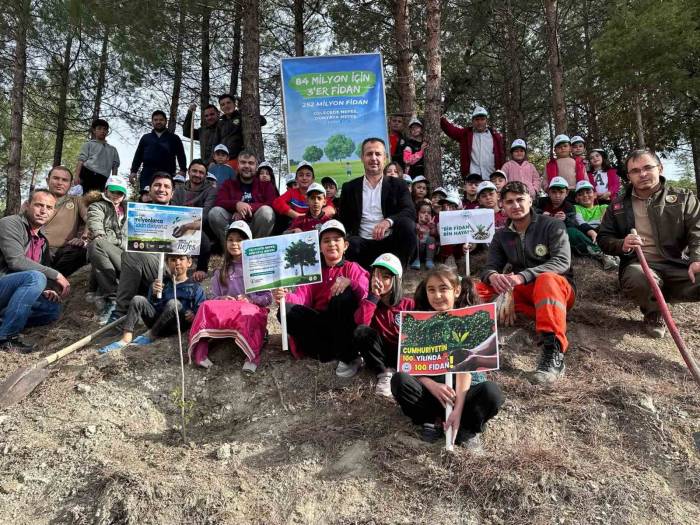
[544,134,586,194]
[274,220,369,377]
[353,253,415,397]
[286,183,331,233]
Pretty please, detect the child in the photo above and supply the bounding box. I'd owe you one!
[273,220,369,376]
[98,254,205,353]
[285,173,297,190]
[353,254,415,397]
[411,199,437,270]
[477,181,507,230]
[435,191,465,265]
[462,174,481,210]
[75,119,120,192]
[431,187,447,215]
[573,180,619,270]
[321,176,340,209]
[571,135,589,171]
[489,170,507,192]
[391,265,504,447]
[87,175,129,324]
[501,139,540,198]
[535,177,576,227]
[587,148,620,204]
[286,183,331,233]
[544,134,586,194]
[384,162,404,178]
[208,144,236,186]
[188,221,272,372]
[173,173,186,187]
[273,162,321,229]
[403,117,425,178]
[257,161,274,184]
[411,175,429,204]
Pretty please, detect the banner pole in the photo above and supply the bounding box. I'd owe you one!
[465,248,470,279]
[280,295,289,352]
[189,107,195,164]
[156,253,165,299]
[445,372,454,451]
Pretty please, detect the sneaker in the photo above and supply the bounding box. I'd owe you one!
[421,422,443,444]
[410,259,421,270]
[532,334,565,384]
[198,358,213,369]
[335,356,363,378]
[425,259,434,270]
[131,334,155,346]
[455,429,483,451]
[0,337,35,354]
[601,254,619,271]
[97,301,116,326]
[643,312,666,338]
[375,372,394,398]
[242,360,257,373]
[97,340,127,354]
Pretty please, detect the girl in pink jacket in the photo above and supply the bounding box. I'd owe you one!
[501,139,541,198]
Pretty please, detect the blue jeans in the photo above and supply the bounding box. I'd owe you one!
[0,271,62,341]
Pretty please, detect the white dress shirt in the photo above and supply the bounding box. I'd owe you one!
[359,176,385,239]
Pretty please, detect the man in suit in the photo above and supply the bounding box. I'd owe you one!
[339,138,417,269]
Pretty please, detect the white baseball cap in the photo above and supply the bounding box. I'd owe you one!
[510,138,527,150]
[490,169,507,180]
[371,253,403,278]
[285,173,297,185]
[403,174,413,184]
[553,134,571,148]
[214,144,229,154]
[173,174,186,182]
[571,135,585,144]
[412,175,427,184]
[575,180,594,193]
[319,219,346,237]
[548,176,569,190]
[477,181,497,195]
[440,191,462,206]
[306,182,326,196]
[471,106,488,118]
[206,171,217,181]
[227,220,252,240]
[296,160,314,174]
[408,117,423,127]
[105,175,128,195]
[257,161,273,172]
[432,186,447,196]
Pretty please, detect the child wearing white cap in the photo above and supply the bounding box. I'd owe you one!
[476,181,508,230]
[207,144,236,186]
[544,134,586,193]
[411,199,437,270]
[572,180,618,271]
[353,253,415,397]
[273,220,370,377]
[403,118,425,178]
[501,139,541,198]
[188,220,273,372]
[570,135,588,171]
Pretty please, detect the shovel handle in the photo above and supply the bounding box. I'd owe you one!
[630,229,700,387]
[37,316,126,369]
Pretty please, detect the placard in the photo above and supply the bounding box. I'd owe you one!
[438,208,495,246]
[126,202,202,255]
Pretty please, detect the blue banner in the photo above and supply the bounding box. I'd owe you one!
[281,53,388,186]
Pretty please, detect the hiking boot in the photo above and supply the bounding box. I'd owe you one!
[532,334,565,385]
[421,423,443,444]
[455,429,483,451]
[0,337,35,354]
[643,312,666,338]
[97,300,116,326]
[410,259,421,270]
[601,254,619,271]
[375,371,394,398]
[335,356,363,378]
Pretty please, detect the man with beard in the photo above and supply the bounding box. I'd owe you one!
[130,110,187,190]
[213,94,267,164]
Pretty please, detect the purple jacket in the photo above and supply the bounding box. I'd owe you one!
[211,261,272,307]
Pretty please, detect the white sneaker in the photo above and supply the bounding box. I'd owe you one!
[335,357,363,378]
[198,358,213,369]
[242,360,257,373]
[375,372,394,398]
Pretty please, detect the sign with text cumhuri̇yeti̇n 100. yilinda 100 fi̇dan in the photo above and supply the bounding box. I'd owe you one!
[281,53,389,187]
[126,202,202,255]
[398,304,500,375]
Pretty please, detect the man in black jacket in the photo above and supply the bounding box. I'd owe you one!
[214,94,267,161]
[339,138,417,269]
[183,103,220,164]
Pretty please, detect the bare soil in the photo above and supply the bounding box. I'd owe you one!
[1,258,699,524]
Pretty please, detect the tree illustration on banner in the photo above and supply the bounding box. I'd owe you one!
[284,239,317,276]
[303,145,324,162]
[325,133,355,162]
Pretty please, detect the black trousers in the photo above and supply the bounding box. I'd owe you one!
[279,288,359,363]
[346,217,417,270]
[391,373,504,433]
[80,167,109,192]
[51,245,88,277]
[195,231,212,273]
[353,324,396,373]
[124,296,188,336]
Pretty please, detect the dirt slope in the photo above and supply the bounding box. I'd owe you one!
[1,258,699,524]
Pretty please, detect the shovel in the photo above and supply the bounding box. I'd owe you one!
[630,229,700,388]
[0,316,125,410]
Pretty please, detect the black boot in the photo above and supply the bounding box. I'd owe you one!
[532,333,565,384]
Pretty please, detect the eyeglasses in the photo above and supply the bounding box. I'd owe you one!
[627,164,659,177]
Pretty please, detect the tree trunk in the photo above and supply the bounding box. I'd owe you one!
[241,0,264,158]
[582,0,600,145]
[293,0,304,56]
[5,0,30,216]
[393,0,415,121]
[53,33,74,166]
[543,0,567,134]
[200,1,211,113]
[168,5,186,133]
[229,1,243,95]
[634,95,645,148]
[502,0,525,147]
[423,0,442,189]
[92,27,109,121]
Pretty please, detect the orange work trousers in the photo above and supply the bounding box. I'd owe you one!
[476,272,575,351]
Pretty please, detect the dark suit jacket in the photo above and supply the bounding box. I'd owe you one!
[338,175,416,236]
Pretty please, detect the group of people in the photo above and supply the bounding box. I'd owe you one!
[1,97,698,449]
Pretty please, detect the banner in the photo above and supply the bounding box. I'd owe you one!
[438,209,495,246]
[398,304,499,375]
[281,53,389,187]
[242,230,322,293]
[126,202,202,255]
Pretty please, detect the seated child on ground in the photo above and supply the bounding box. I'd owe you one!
[98,254,205,353]
[411,176,429,204]
[208,144,236,186]
[286,183,331,233]
[462,174,481,209]
[435,191,465,265]
[188,221,272,372]
[431,187,447,215]
[353,254,415,397]
[321,176,340,215]
[411,199,437,270]
[476,181,508,230]
[489,170,507,193]
[391,265,504,447]
[273,220,369,376]
[573,180,618,270]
